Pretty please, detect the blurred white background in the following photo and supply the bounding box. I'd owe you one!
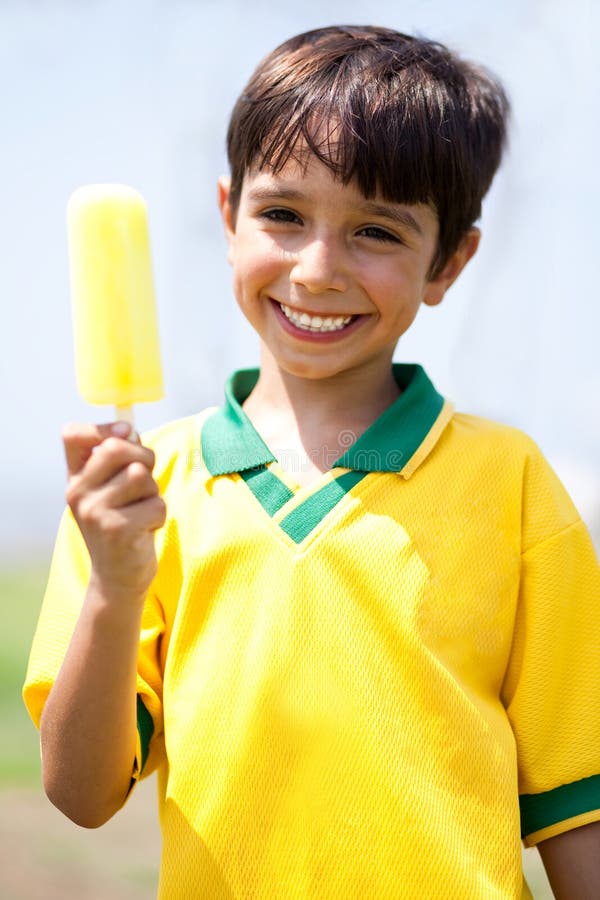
[1,0,598,559]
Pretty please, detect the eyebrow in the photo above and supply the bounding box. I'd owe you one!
[246,186,424,236]
[246,186,305,205]
[358,202,423,236]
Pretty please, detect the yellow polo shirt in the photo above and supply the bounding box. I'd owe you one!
[24,364,600,899]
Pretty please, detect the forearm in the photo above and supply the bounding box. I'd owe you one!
[41,577,146,828]
[39,423,165,827]
[537,820,600,899]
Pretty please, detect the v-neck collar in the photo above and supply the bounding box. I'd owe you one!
[201,364,453,479]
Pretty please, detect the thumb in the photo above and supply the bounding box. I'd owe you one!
[62,421,134,476]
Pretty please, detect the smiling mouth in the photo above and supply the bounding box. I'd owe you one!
[279,302,357,333]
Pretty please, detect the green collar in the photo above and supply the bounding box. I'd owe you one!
[201,364,449,477]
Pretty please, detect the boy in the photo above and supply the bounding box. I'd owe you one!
[24,25,600,899]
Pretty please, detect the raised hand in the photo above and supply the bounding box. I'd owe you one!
[62,421,166,604]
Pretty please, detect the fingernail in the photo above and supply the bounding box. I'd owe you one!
[112,421,131,438]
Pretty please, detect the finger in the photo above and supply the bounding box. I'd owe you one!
[134,495,167,532]
[90,440,155,488]
[100,494,167,536]
[98,461,160,509]
[63,421,134,476]
[72,437,155,491]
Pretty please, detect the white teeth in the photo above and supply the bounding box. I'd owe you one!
[279,303,354,332]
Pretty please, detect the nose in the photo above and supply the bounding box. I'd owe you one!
[290,237,348,294]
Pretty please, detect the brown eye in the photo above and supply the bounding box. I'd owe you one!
[261,208,302,224]
[358,226,400,243]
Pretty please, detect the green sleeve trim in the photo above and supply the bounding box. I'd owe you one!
[280,470,366,543]
[520,773,600,837]
[136,695,154,774]
[240,466,295,516]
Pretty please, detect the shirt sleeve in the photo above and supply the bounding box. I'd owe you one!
[22,506,166,782]
[132,580,165,780]
[501,447,600,846]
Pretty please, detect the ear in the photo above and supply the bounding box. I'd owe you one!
[217,175,236,263]
[423,228,481,307]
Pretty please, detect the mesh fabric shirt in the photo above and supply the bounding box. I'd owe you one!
[24,365,600,899]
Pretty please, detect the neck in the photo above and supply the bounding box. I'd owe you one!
[243,346,401,434]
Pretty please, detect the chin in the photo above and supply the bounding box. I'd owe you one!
[273,356,346,381]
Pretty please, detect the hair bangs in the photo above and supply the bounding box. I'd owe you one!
[242,53,440,210]
[226,26,509,274]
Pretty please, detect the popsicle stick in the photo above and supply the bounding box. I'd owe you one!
[115,405,138,442]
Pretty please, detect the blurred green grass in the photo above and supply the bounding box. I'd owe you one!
[0,564,49,784]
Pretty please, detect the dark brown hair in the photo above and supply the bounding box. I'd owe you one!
[226,25,510,275]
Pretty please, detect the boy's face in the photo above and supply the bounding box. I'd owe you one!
[219,153,478,382]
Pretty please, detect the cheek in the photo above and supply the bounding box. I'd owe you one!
[387,256,429,296]
[365,267,410,308]
[233,240,285,296]
[368,266,427,326]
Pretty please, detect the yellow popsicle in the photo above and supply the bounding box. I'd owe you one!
[67,184,163,424]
